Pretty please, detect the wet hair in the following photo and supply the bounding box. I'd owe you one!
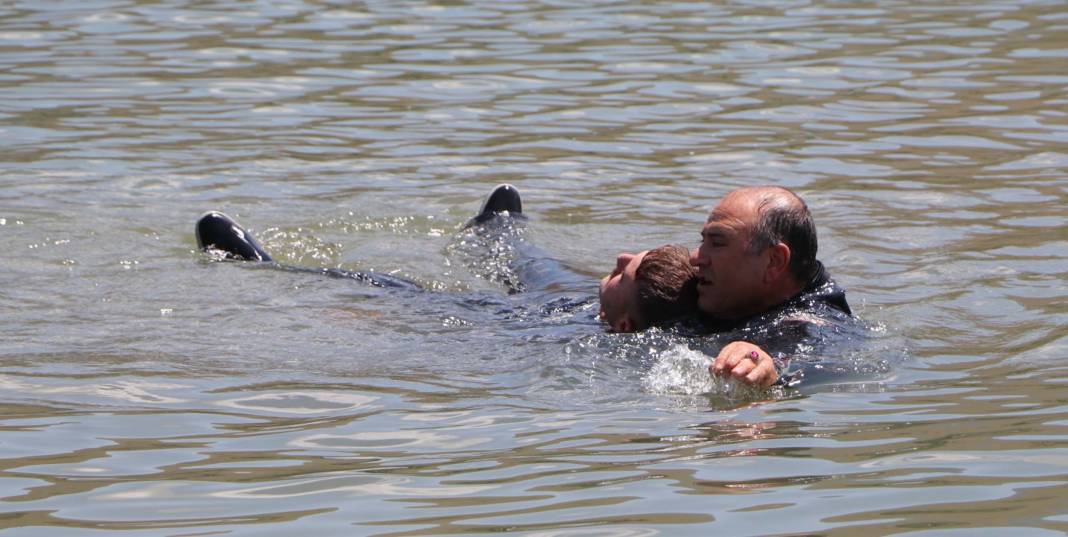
[634,244,699,327]
[745,187,818,283]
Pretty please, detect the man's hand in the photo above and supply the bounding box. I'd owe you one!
[710,341,780,388]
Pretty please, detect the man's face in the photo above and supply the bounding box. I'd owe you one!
[690,195,769,319]
[598,250,648,332]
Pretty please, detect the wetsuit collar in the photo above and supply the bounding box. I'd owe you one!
[800,260,852,316]
[697,259,851,332]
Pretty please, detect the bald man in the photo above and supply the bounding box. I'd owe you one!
[690,186,853,388]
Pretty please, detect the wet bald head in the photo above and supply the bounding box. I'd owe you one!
[721,186,818,283]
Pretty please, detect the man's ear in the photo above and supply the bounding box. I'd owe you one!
[765,242,791,282]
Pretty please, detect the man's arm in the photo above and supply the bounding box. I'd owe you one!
[710,307,872,389]
[708,315,818,388]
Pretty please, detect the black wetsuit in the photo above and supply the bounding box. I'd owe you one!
[446,211,598,330]
[198,204,869,389]
[686,261,866,387]
[196,204,598,333]
[475,219,867,388]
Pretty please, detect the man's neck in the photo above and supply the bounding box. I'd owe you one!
[699,266,829,330]
[719,278,805,322]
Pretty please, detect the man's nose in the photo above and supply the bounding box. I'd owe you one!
[689,247,702,266]
[616,253,633,272]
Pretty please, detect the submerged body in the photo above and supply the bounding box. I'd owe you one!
[196,185,872,391]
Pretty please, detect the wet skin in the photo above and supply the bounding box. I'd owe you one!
[598,250,647,333]
[690,189,800,388]
[689,193,778,321]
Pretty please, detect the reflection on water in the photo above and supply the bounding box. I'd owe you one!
[2,0,1067,534]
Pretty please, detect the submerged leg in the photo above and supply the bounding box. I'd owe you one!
[455,184,588,294]
[195,211,423,290]
[195,211,273,262]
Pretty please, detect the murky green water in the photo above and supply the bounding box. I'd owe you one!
[2,1,1067,535]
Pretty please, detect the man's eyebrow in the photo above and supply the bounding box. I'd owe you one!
[701,226,730,238]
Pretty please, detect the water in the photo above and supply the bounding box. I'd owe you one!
[2,0,1067,534]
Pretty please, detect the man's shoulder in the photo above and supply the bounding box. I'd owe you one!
[797,261,852,316]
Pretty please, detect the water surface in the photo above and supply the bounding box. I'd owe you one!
[2,1,1067,535]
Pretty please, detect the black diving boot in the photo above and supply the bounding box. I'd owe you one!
[195,211,273,262]
[468,184,523,226]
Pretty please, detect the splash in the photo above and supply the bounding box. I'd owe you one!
[642,344,772,401]
[258,226,342,267]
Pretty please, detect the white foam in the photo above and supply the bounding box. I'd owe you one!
[642,344,715,396]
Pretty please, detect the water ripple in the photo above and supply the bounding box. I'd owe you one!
[1,0,1067,534]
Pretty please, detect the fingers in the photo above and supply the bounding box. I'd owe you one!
[711,342,779,388]
[744,364,767,385]
[712,343,755,376]
[728,356,756,379]
[745,360,778,388]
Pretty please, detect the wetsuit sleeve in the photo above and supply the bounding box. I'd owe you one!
[763,310,876,389]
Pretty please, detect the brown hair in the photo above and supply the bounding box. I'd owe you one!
[634,244,699,326]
